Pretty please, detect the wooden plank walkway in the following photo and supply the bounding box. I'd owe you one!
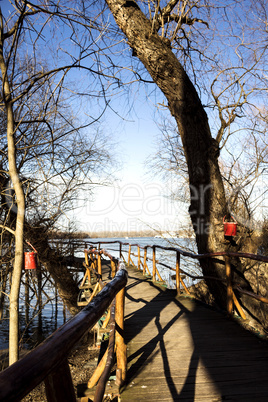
[121,266,268,401]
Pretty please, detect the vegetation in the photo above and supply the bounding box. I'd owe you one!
[0,0,268,364]
[104,0,268,326]
[259,219,268,256]
[0,2,115,364]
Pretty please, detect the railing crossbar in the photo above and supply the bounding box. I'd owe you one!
[0,267,127,402]
[85,240,268,263]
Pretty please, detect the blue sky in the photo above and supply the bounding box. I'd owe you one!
[2,1,266,234]
[1,0,184,234]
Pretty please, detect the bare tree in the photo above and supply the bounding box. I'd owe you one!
[0,1,117,364]
[2,0,268,362]
[103,0,268,324]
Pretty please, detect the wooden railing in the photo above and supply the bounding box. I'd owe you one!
[86,240,268,320]
[1,239,268,401]
[82,247,127,399]
[0,262,127,402]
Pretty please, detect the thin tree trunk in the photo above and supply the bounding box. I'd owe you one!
[0,265,8,320]
[0,41,26,365]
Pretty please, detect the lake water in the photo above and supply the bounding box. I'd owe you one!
[0,273,71,351]
[85,236,200,288]
[0,236,200,351]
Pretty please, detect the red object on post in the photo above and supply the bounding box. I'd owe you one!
[24,252,37,270]
[223,216,237,236]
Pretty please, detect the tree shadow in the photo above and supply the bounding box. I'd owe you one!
[176,297,268,400]
[123,275,193,399]
[123,273,268,400]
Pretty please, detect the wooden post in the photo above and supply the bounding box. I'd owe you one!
[121,252,127,264]
[128,254,135,267]
[143,247,147,275]
[71,243,74,259]
[176,251,181,295]
[84,249,89,266]
[155,266,164,282]
[225,255,233,315]
[98,253,102,276]
[232,290,246,320]
[127,244,131,266]
[119,242,122,259]
[180,277,190,294]
[37,265,42,334]
[85,250,92,283]
[25,270,29,326]
[87,282,101,304]
[115,287,127,384]
[111,259,116,278]
[88,348,109,388]
[94,300,116,402]
[152,246,156,282]
[45,358,76,402]
[137,247,141,270]
[102,309,111,329]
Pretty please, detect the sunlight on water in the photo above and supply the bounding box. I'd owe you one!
[0,271,73,350]
[85,236,201,289]
[0,236,200,352]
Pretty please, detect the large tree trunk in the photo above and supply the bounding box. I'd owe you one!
[25,225,80,315]
[105,0,261,319]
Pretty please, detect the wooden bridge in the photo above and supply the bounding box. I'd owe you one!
[1,240,268,401]
[121,266,268,401]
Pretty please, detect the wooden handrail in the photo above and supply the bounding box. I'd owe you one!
[86,240,268,263]
[0,264,128,402]
[85,240,268,318]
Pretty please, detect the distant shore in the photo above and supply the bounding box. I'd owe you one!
[49,229,193,239]
[50,230,194,239]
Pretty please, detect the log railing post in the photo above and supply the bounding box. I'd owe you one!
[127,244,131,266]
[92,255,96,271]
[152,246,156,282]
[84,249,89,266]
[87,348,108,389]
[119,242,122,259]
[0,267,128,402]
[94,300,116,402]
[232,290,246,320]
[225,255,233,315]
[98,253,102,276]
[111,259,116,278]
[176,251,181,295]
[137,246,141,270]
[45,358,76,402]
[115,286,127,385]
[143,247,147,275]
[84,250,92,284]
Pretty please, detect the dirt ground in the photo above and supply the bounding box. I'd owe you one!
[21,335,100,402]
[1,332,118,401]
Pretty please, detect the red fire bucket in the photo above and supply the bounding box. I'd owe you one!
[24,252,38,270]
[223,216,237,236]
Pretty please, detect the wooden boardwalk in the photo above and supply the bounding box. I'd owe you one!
[121,266,268,401]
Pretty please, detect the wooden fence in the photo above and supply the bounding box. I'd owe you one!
[86,240,268,320]
[1,239,268,401]
[0,262,127,402]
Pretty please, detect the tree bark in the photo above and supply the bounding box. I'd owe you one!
[25,225,80,315]
[0,41,26,365]
[105,0,256,311]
